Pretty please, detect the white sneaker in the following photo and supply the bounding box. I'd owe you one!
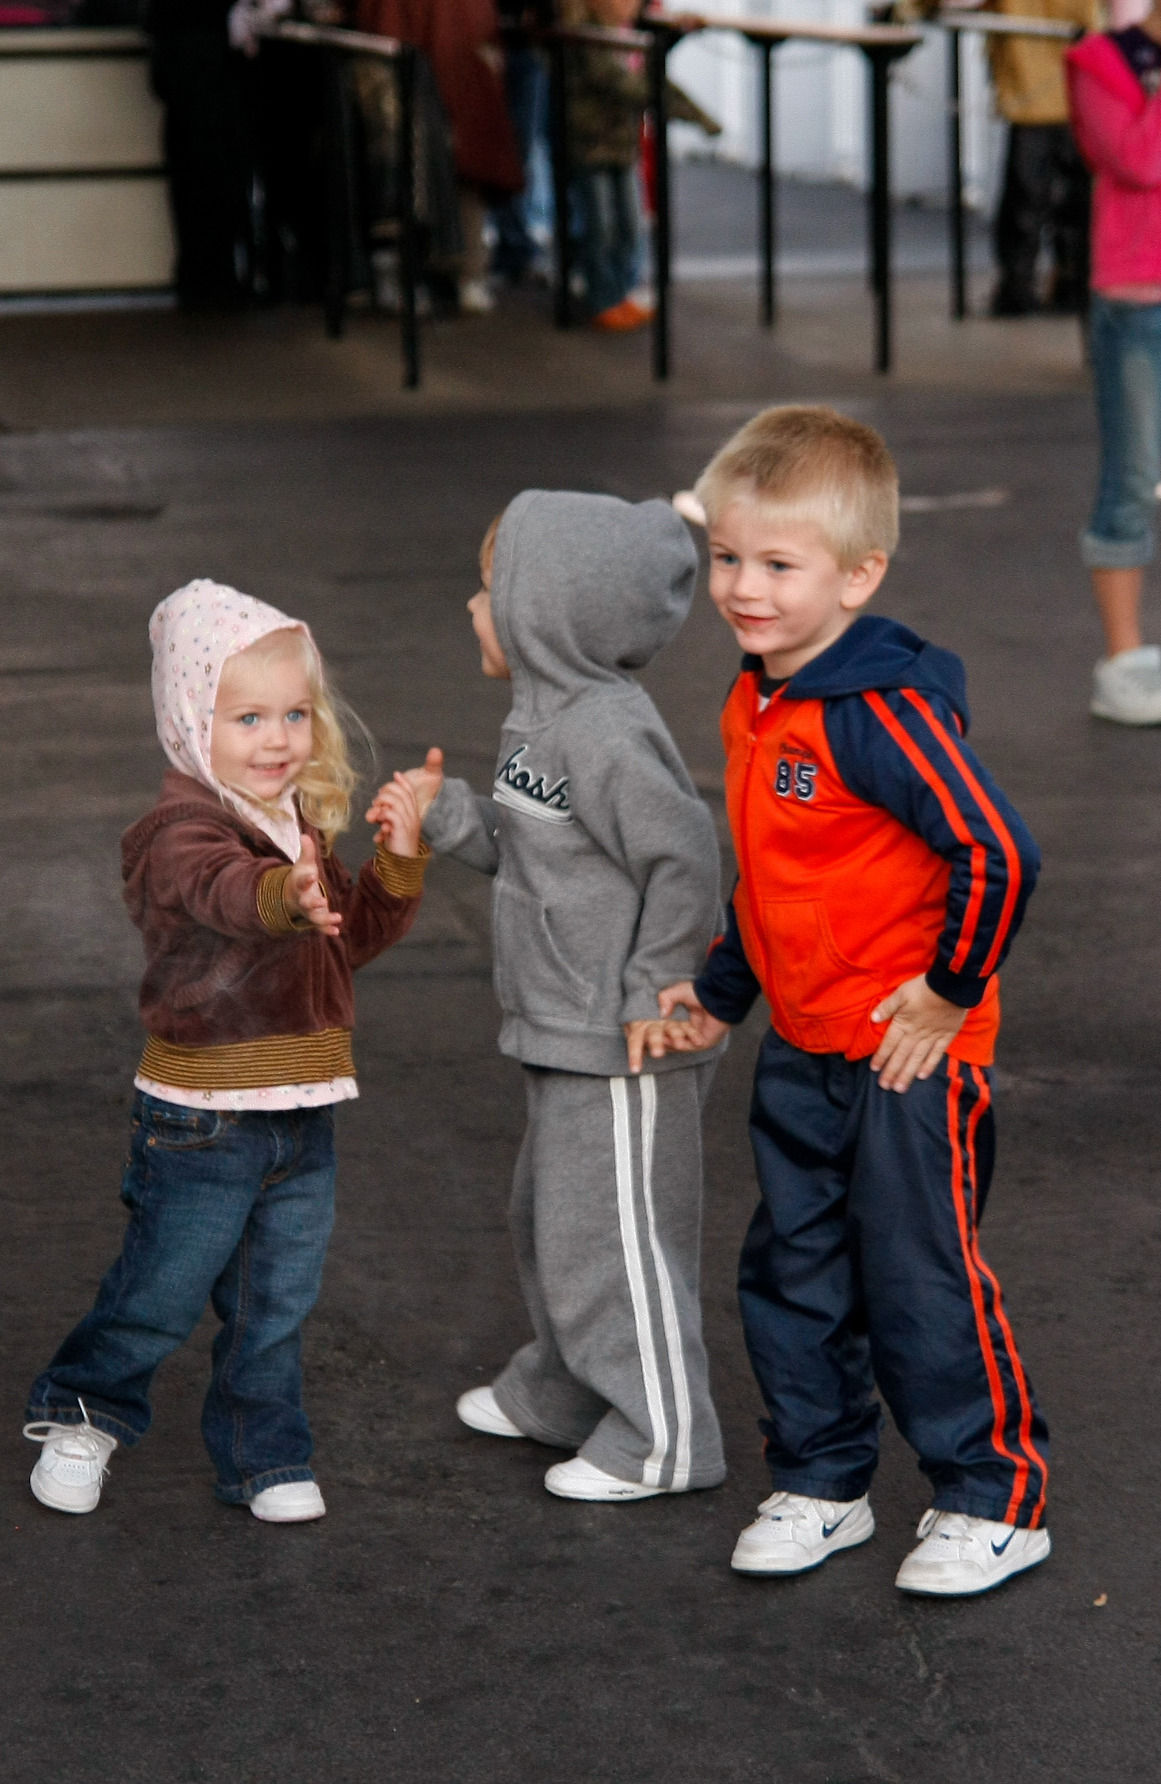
[731,1491,874,1574]
[24,1402,117,1514]
[894,1509,1051,1596]
[1091,646,1161,724]
[456,1384,525,1439]
[544,1456,668,1501]
[249,1480,326,1523]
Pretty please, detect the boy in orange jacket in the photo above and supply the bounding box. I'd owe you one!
[652,407,1050,1596]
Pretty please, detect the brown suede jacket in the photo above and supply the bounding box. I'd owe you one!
[122,770,426,1089]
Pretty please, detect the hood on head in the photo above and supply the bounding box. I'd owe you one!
[149,577,313,858]
[489,491,699,715]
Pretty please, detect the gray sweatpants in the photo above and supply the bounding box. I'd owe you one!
[492,1062,725,1491]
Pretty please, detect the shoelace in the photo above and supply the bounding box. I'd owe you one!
[22,1397,110,1473]
[914,1510,980,1555]
[759,1495,834,1534]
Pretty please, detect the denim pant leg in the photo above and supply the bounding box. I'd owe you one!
[573,165,640,315]
[204,1108,335,1502]
[1082,295,1161,571]
[27,1095,335,1500]
[26,1096,267,1447]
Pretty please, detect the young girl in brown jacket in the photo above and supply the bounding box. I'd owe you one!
[23,579,427,1523]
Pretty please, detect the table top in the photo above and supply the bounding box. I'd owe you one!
[0,26,148,54]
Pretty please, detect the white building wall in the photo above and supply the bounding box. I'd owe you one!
[665,0,1007,209]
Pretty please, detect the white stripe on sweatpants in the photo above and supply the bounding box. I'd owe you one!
[610,1075,692,1490]
[638,1075,694,1492]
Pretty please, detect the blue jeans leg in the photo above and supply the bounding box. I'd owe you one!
[26,1093,335,1502]
[1082,294,1161,571]
[572,165,640,316]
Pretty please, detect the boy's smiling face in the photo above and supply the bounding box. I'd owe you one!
[707,501,886,680]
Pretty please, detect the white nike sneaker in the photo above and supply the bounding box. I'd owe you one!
[894,1509,1051,1596]
[730,1490,874,1574]
[455,1385,525,1439]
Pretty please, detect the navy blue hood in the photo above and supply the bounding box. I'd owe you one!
[743,615,970,730]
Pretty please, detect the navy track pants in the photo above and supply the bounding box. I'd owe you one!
[740,1030,1049,1527]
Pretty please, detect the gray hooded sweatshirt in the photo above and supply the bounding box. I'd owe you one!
[422,490,723,1076]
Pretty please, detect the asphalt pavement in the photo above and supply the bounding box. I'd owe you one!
[1,172,1158,1784]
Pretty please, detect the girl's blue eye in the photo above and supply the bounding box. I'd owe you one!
[239,713,258,726]
[286,709,307,724]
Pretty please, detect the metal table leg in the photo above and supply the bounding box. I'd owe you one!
[648,30,671,381]
[758,38,776,328]
[947,26,967,320]
[397,42,420,389]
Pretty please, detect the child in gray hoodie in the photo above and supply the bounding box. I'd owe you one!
[387,490,726,1500]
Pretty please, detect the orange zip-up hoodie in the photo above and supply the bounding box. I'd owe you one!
[694,617,1040,1064]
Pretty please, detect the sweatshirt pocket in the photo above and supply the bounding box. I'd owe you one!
[759,896,880,1024]
[493,880,594,1020]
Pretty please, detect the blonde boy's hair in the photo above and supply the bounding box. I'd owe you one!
[218,628,362,850]
[694,405,900,568]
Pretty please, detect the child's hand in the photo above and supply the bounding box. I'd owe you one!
[656,981,732,1053]
[624,1017,695,1074]
[366,773,422,857]
[870,975,966,1093]
[405,746,445,818]
[286,833,342,936]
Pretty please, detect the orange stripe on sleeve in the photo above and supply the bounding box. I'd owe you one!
[901,691,1024,976]
[863,691,989,968]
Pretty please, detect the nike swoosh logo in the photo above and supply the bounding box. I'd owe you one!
[991,1530,1016,1555]
[822,1510,856,1539]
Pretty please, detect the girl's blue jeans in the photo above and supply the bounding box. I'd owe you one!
[571,165,641,317]
[1083,293,1161,571]
[26,1092,336,1503]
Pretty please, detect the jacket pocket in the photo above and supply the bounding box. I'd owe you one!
[758,896,880,1024]
[493,879,594,1020]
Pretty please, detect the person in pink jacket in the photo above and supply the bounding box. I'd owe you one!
[1068,9,1161,722]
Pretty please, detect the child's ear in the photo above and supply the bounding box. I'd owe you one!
[841,550,889,612]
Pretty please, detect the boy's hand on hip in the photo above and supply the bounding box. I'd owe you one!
[287,834,343,936]
[870,975,966,1093]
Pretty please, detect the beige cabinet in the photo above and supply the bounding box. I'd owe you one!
[0,29,174,291]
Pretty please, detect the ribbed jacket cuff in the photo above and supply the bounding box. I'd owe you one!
[256,865,308,934]
[374,839,431,898]
[925,960,988,1009]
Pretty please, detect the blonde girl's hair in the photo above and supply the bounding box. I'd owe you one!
[218,628,365,851]
[693,404,900,568]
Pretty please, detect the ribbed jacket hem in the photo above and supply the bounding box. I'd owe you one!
[139,1028,354,1090]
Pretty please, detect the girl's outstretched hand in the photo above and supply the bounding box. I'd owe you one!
[366,772,422,857]
[286,833,342,936]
